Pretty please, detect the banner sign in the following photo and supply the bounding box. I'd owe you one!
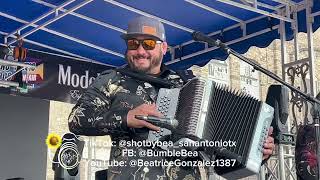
[0,46,114,104]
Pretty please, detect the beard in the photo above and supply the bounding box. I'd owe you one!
[126,50,162,74]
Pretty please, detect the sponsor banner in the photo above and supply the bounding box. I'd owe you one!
[0,48,18,81]
[0,46,114,104]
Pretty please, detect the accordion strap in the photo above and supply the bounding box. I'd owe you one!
[116,68,174,88]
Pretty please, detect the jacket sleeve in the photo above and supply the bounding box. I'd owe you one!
[68,70,130,137]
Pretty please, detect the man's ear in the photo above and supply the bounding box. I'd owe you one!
[161,42,168,55]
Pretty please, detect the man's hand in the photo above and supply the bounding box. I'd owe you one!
[127,103,162,131]
[263,127,275,160]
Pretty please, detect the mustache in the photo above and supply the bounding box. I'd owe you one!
[133,54,151,59]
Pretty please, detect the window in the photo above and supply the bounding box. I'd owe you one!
[207,61,229,84]
[240,61,260,99]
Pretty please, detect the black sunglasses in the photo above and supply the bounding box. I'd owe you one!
[126,39,162,50]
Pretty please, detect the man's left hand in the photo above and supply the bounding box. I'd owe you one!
[262,127,275,160]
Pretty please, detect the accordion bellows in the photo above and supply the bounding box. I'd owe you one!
[157,77,274,179]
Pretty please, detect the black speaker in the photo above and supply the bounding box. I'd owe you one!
[266,84,289,134]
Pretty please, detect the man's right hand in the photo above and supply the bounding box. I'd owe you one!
[126,103,162,131]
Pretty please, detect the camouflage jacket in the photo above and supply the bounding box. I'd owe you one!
[68,65,203,180]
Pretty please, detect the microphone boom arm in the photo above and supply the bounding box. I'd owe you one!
[192,31,320,106]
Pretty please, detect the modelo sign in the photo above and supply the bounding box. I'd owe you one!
[58,64,100,89]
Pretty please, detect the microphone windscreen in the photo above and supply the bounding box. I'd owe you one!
[172,119,179,128]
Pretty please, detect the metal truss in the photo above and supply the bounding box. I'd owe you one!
[166,23,280,65]
[0,30,93,61]
[31,0,127,34]
[0,0,114,62]
[0,58,35,69]
[216,0,294,22]
[185,0,244,23]
[1,0,124,65]
[103,0,195,33]
[0,0,117,88]
[166,0,319,66]
[166,0,294,64]
[4,0,76,44]
[184,0,247,37]
[6,0,94,46]
[260,148,297,180]
[0,8,124,59]
[1,0,317,69]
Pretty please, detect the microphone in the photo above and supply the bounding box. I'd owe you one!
[135,115,179,128]
[192,31,229,51]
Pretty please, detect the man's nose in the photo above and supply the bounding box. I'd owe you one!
[136,44,147,54]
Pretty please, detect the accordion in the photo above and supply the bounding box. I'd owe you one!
[150,77,274,179]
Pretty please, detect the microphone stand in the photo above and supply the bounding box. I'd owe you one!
[192,31,320,179]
